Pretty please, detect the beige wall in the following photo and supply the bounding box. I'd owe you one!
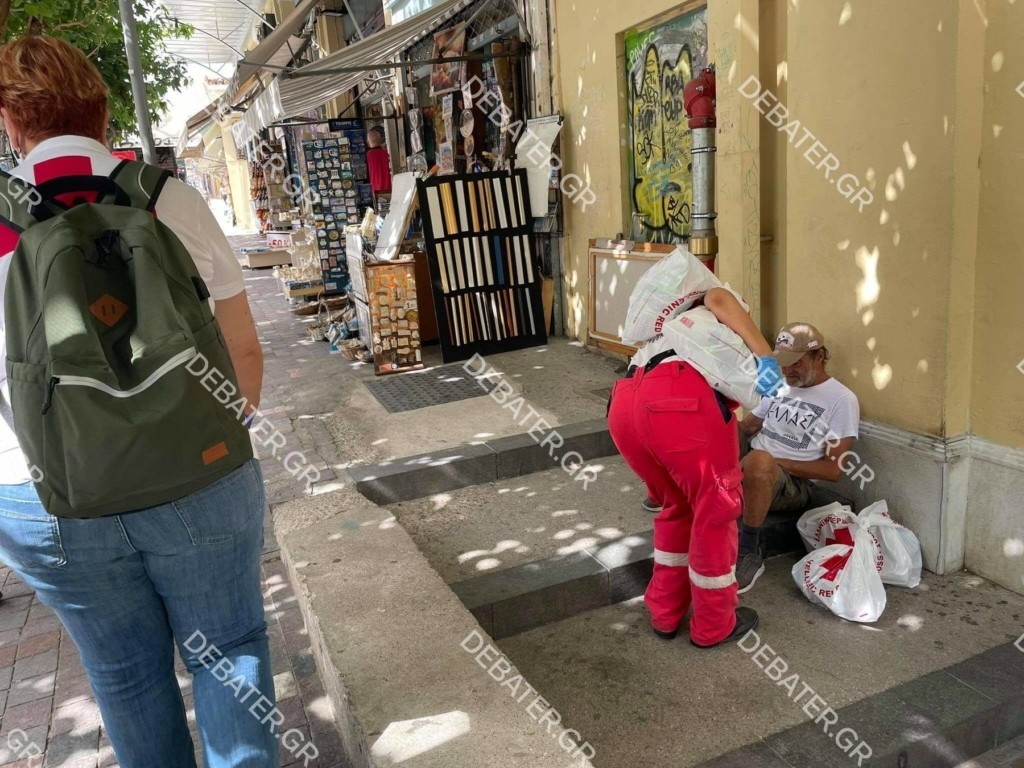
[971,0,1024,450]
[553,0,761,340]
[784,0,965,436]
[554,0,1021,449]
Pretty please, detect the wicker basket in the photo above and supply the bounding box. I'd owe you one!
[339,339,364,360]
[307,296,331,342]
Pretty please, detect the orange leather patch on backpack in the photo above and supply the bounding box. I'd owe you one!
[202,442,229,465]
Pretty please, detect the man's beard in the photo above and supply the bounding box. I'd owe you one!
[792,369,819,387]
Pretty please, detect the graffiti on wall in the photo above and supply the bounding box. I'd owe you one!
[625,9,709,243]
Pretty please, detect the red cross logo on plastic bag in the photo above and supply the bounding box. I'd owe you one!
[820,527,855,583]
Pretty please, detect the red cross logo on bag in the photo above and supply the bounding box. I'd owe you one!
[820,527,855,582]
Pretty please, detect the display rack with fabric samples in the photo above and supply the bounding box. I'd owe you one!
[417,169,546,362]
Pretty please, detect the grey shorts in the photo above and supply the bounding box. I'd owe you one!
[770,467,814,515]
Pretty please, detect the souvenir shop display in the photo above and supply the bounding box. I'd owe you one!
[429,26,466,97]
[366,261,424,375]
[346,231,426,375]
[249,160,269,231]
[417,169,547,362]
[302,125,374,295]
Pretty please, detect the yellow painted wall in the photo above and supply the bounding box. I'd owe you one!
[971,0,1024,450]
[783,0,962,436]
[555,0,1019,445]
[553,0,701,340]
[553,0,760,341]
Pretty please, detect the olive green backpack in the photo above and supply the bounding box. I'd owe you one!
[0,160,253,518]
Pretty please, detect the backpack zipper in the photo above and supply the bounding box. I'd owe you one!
[42,377,60,414]
[41,347,198,412]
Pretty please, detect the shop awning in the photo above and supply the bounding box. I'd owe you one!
[234,0,319,89]
[233,0,475,144]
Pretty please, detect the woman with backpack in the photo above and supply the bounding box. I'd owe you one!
[0,35,277,766]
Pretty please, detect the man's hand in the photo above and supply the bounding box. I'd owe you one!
[776,436,856,482]
[739,413,764,438]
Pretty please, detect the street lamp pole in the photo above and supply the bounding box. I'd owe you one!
[117,0,157,164]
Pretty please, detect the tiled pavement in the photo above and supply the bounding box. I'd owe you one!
[0,232,352,767]
[0,561,347,767]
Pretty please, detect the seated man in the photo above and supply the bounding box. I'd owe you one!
[736,322,860,592]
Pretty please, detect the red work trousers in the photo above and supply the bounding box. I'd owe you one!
[608,361,743,646]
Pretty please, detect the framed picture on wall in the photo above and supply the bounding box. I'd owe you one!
[430,26,467,96]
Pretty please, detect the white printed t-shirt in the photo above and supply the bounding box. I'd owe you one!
[750,377,860,461]
[0,136,246,485]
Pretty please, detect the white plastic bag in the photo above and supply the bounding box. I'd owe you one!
[792,524,887,623]
[661,305,761,411]
[621,246,721,344]
[796,503,860,551]
[857,501,922,588]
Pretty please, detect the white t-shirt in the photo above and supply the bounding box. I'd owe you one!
[0,136,246,485]
[750,377,860,461]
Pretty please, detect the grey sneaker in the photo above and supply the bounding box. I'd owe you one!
[736,551,765,594]
[642,496,663,513]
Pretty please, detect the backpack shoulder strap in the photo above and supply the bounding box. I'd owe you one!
[110,160,173,213]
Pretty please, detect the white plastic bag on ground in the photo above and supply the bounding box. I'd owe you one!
[796,503,859,551]
[621,246,721,344]
[857,501,922,588]
[661,305,761,411]
[792,524,887,623]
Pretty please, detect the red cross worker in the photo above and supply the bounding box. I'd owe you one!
[609,285,782,647]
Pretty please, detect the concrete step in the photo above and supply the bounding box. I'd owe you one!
[278,486,596,768]
[954,735,1024,768]
[497,561,1024,768]
[381,438,853,638]
[348,418,617,505]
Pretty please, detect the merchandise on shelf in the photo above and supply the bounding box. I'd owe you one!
[302,124,372,295]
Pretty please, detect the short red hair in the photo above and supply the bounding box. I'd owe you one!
[0,35,109,142]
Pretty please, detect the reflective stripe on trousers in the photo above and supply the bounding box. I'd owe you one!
[653,549,690,567]
[689,566,737,590]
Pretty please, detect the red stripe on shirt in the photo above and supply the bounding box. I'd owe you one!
[33,155,94,183]
[34,155,101,206]
[0,224,20,256]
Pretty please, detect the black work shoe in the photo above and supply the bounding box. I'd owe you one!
[652,625,678,640]
[736,551,766,594]
[690,607,760,649]
[642,496,663,513]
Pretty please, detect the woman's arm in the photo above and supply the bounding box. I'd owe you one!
[214,291,264,416]
[703,287,773,356]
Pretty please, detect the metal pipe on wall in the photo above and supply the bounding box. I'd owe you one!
[684,65,718,270]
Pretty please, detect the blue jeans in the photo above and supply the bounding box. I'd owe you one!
[0,459,277,768]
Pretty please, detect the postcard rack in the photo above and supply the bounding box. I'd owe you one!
[417,169,546,362]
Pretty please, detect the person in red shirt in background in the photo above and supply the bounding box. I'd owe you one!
[366,126,392,194]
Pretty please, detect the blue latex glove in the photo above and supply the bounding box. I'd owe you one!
[755,356,784,398]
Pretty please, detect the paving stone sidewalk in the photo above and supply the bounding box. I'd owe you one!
[0,233,351,767]
[0,561,346,767]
